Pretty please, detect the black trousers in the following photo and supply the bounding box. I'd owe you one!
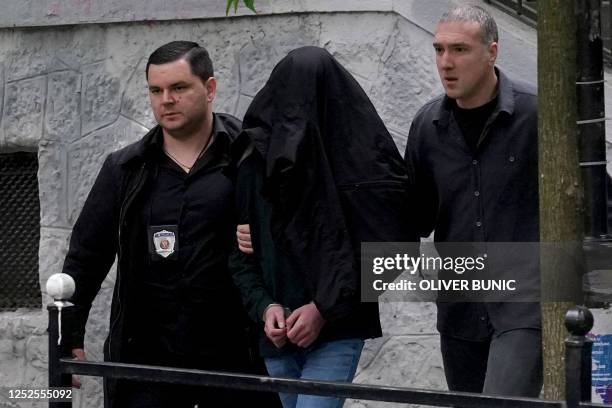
[115,380,279,408]
[112,338,282,408]
[440,328,543,397]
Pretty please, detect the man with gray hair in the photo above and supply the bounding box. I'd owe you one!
[405,5,542,396]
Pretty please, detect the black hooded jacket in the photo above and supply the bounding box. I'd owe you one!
[230,46,417,355]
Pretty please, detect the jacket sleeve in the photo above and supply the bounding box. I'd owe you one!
[229,249,275,324]
[405,115,438,238]
[229,154,276,323]
[61,154,121,349]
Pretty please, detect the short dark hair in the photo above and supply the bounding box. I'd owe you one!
[146,41,214,83]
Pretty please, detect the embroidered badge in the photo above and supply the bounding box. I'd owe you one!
[153,230,176,258]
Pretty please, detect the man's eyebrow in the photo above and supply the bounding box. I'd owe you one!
[433,41,470,48]
[148,81,189,89]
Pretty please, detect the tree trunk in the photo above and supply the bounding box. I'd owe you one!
[538,0,585,400]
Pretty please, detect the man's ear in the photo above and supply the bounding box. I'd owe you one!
[488,42,498,66]
[205,77,217,102]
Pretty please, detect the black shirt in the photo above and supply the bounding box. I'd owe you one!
[452,96,498,152]
[128,115,250,367]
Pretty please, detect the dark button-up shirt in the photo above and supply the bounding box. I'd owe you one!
[128,114,250,366]
[405,69,541,340]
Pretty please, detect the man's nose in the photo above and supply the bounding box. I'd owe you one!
[161,89,175,104]
[439,51,453,69]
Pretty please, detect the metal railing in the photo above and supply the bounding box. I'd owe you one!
[47,303,612,408]
[483,0,537,27]
[483,0,612,66]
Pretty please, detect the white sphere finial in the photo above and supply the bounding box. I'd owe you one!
[46,273,75,300]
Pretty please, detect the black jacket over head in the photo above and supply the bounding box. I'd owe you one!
[232,46,416,345]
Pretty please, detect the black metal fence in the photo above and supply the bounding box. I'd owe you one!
[47,304,612,408]
[483,0,612,66]
[484,0,537,27]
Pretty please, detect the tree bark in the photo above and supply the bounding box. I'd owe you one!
[538,0,585,400]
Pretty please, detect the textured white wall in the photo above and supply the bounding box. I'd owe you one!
[0,9,445,407]
[4,1,599,408]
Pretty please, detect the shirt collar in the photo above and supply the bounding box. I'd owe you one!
[211,112,231,141]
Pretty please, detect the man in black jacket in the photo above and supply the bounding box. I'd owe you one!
[61,41,276,408]
[405,5,542,397]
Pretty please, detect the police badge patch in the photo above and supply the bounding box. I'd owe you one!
[148,225,179,260]
[153,230,176,258]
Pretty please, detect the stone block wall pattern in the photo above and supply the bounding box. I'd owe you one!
[0,1,603,407]
[3,76,46,148]
[45,71,82,143]
[0,11,441,406]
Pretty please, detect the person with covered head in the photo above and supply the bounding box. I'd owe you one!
[229,46,416,408]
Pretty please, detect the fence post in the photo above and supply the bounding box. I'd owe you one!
[48,303,73,408]
[565,305,594,408]
[47,273,76,408]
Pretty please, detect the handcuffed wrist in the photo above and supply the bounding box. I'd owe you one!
[262,303,283,322]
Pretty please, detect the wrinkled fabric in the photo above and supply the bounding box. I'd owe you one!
[61,114,277,408]
[405,69,540,339]
[239,46,416,321]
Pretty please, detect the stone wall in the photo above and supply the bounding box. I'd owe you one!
[0,9,443,407]
[0,1,602,407]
